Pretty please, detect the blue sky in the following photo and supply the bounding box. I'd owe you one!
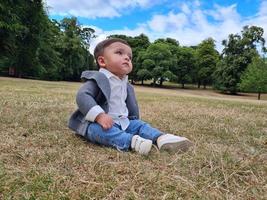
[46,0,267,52]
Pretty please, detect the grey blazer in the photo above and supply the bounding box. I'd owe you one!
[68,70,140,136]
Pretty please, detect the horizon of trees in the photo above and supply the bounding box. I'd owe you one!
[1,0,267,98]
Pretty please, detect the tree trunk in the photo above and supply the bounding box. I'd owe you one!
[258,92,261,100]
[153,78,156,87]
[198,81,201,88]
[141,79,144,85]
[159,77,163,86]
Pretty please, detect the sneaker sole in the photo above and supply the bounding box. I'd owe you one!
[138,140,153,155]
[160,140,193,153]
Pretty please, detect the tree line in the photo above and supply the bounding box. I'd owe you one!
[0,0,96,81]
[1,0,267,99]
[112,27,267,98]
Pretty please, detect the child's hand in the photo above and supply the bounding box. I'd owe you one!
[95,113,114,130]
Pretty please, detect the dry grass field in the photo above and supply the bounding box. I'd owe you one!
[0,77,266,199]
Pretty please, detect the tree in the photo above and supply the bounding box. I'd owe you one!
[195,38,219,89]
[0,0,25,74]
[58,17,95,81]
[130,34,150,83]
[80,27,96,51]
[154,38,179,47]
[17,0,49,77]
[137,69,152,85]
[37,19,64,80]
[138,42,176,86]
[239,57,267,100]
[173,46,196,88]
[0,0,48,77]
[213,26,266,94]
[0,1,96,80]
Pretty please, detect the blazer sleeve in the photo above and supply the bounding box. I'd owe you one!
[76,80,101,116]
[126,84,140,119]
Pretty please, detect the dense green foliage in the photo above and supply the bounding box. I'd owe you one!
[239,57,267,100]
[0,0,95,81]
[108,28,266,93]
[0,1,266,95]
[213,26,266,94]
[195,38,219,89]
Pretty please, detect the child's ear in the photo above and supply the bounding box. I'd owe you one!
[97,56,106,67]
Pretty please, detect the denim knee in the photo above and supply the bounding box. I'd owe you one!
[86,123,133,151]
[86,123,105,144]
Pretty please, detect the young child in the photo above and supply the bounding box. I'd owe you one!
[68,38,193,155]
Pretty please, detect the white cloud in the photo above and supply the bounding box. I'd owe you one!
[258,0,267,16]
[45,0,164,18]
[148,12,188,32]
[206,4,240,21]
[180,3,190,14]
[193,0,201,7]
[110,0,157,9]
[144,3,242,51]
[89,25,150,53]
[46,0,119,18]
[60,0,267,54]
[87,3,242,53]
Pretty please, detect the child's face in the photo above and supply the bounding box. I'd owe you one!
[98,42,133,79]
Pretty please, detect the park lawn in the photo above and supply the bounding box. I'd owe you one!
[0,77,266,199]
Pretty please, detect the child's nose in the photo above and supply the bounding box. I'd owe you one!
[125,56,130,61]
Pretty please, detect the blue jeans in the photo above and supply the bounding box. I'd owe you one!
[86,119,162,151]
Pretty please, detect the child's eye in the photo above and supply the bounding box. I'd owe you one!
[115,51,122,55]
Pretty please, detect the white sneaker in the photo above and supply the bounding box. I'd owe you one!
[157,134,193,153]
[131,135,152,155]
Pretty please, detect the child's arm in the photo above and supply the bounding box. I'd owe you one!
[76,80,113,129]
[95,113,113,130]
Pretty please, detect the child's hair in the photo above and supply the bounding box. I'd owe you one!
[94,38,130,68]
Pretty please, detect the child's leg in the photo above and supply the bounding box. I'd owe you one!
[126,119,163,143]
[86,123,132,151]
[127,119,193,153]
